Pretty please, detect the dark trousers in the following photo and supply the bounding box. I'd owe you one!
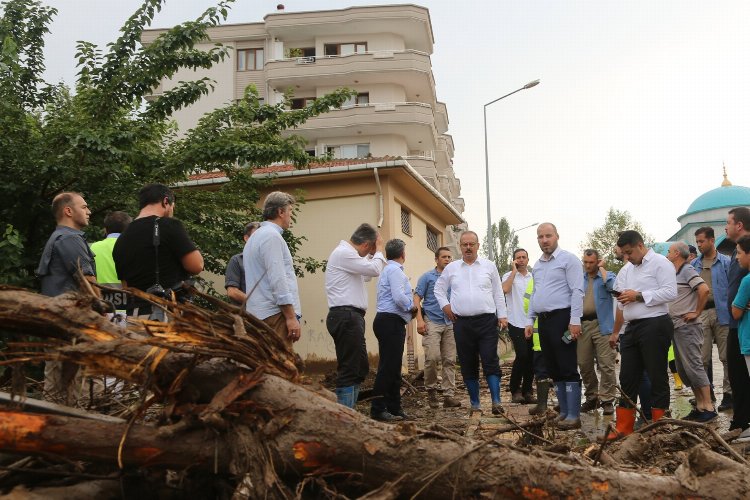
[533,351,549,380]
[453,313,500,381]
[728,328,750,430]
[619,315,672,409]
[639,370,652,420]
[508,325,534,393]
[371,313,406,414]
[326,308,369,387]
[537,308,579,382]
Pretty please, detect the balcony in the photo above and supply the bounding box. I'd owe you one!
[266,50,436,101]
[290,102,438,149]
[435,101,448,134]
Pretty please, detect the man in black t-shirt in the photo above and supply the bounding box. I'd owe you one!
[113,184,203,317]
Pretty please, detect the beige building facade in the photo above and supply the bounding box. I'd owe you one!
[148,5,465,366]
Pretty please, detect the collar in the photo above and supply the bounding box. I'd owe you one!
[387,260,404,270]
[55,225,84,236]
[460,257,480,266]
[261,221,283,234]
[541,246,562,262]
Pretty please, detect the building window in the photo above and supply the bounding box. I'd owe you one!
[342,93,370,107]
[326,144,370,159]
[290,97,315,109]
[237,48,264,71]
[426,227,439,252]
[324,42,367,56]
[401,207,412,236]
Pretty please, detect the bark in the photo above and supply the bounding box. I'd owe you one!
[0,409,230,471]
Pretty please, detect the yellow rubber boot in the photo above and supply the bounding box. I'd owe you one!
[673,372,683,391]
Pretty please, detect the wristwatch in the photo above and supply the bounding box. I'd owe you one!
[636,292,644,303]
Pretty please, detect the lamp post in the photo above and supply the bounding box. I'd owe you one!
[515,222,539,233]
[484,79,540,260]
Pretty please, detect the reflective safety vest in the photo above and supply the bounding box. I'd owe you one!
[523,277,541,352]
[668,343,675,363]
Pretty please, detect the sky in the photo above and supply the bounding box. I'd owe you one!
[34,0,750,263]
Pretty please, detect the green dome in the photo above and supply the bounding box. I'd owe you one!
[685,185,750,215]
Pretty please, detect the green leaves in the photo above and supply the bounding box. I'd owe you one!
[580,208,654,272]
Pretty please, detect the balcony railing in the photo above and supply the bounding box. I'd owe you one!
[272,49,430,64]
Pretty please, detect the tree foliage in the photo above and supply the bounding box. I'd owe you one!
[580,207,654,272]
[0,0,353,291]
[481,217,519,276]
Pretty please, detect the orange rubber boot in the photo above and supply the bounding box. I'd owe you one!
[651,408,666,421]
[603,406,636,441]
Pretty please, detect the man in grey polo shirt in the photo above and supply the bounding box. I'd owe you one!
[667,242,716,422]
[36,192,98,404]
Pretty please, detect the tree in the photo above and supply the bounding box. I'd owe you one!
[0,0,353,291]
[481,217,519,275]
[580,207,654,272]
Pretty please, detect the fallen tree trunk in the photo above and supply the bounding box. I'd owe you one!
[3,286,750,498]
[0,409,230,471]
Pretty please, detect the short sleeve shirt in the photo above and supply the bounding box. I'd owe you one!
[670,263,705,329]
[733,274,750,355]
[415,269,450,324]
[225,253,245,300]
[113,216,197,294]
[36,226,96,297]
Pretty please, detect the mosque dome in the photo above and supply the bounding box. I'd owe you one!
[682,167,750,216]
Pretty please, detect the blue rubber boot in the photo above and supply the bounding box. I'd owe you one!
[486,374,501,404]
[555,382,568,421]
[466,379,481,410]
[335,386,357,408]
[558,382,582,429]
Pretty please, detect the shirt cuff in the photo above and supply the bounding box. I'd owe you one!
[569,317,581,326]
[275,293,296,307]
[641,290,653,305]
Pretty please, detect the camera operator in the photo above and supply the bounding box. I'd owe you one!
[113,183,203,319]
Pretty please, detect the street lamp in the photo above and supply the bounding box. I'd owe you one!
[484,79,540,260]
[515,222,539,233]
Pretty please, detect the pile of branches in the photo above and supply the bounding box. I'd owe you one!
[1,284,750,499]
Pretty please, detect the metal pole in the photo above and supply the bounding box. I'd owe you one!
[482,80,540,261]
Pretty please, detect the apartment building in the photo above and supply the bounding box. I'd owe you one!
[144,5,465,367]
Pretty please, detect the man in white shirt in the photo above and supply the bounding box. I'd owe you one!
[243,192,301,346]
[604,230,677,441]
[325,223,386,408]
[434,231,508,415]
[502,248,535,404]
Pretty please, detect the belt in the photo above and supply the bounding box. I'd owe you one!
[455,312,496,320]
[628,314,669,326]
[330,305,366,317]
[581,314,597,322]
[537,308,570,319]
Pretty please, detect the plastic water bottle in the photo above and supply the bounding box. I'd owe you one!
[562,330,573,344]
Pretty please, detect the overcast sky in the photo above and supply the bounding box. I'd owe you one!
[36,0,750,263]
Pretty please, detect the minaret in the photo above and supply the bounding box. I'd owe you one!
[721,162,732,187]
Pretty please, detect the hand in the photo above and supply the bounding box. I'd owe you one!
[510,261,517,272]
[597,259,606,269]
[609,331,619,350]
[286,317,301,342]
[416,319,426,335]
[569,323,582,340]
[524,325,534,339]
[442,304,457,322]
[683,311,699,322]
[498,317,508,330]
[374,233,384,254]
[617,289,640,304]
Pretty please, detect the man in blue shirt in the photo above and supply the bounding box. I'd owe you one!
[525,223,585,430]
[692,226,732,411]
[414,246,461,409]
[244,192,301,346]
[371,239,416,422]
[577,249,617,415]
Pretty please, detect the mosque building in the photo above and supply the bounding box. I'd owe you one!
[664,167,750,254]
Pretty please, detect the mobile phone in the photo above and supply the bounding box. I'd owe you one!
[609,290,622,297]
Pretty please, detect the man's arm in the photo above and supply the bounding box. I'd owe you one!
[490,265,508,328]
[501,266,516,294]
[181,250,204,275]
[566,254,585,337]
[391,270,414,312]
[610,307,624,349]
[262,235,296,308]
[434,267,455,322]
[227,287,246,304]
[684,281,709,322]
[334,250,386,277]
[641,259,678,305]
[414,292,426,334]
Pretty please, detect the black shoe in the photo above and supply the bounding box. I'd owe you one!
[580,398,599,412]
[371,411,401,422]
[718,397,733,412]
[392,409,415,421]
[492,403,505,416]
[682,409,701,421]
[692,409,719,423]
